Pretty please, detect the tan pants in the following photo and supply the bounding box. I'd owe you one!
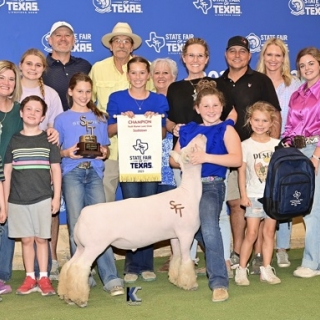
[103,159,119,202]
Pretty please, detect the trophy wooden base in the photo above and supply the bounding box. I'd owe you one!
[76,142,102,159]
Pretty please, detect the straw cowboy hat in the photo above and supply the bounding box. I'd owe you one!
[102,22,142,49]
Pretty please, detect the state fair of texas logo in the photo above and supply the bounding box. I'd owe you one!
[193,0,242,16]
[145,32,194,54]
[193,0,213,14]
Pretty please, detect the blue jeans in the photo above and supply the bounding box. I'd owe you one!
[195,180,228,290]
[0,221,15,281]
[300,144,320,270]
[276,221,292,249]
[63,166,122,289]
[121,181,158,274]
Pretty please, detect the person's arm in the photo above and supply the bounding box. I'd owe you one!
[0,181,6,224]
[238,161,251,207]
[50,163,61,214]
[311,146,320,176]
[46,127,59,145]
[3,163,12,221]
[225,107,238,124]
[169,138,182,169]
[189,126,242,168]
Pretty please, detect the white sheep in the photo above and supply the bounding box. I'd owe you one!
[58,133,207,307]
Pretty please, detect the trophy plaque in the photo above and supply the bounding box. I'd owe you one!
[76,116,102,158]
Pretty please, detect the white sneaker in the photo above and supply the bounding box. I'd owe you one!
[260,265,281,284]
[235,266,250,286]
[293,266,320,278]
[276,251,291,268]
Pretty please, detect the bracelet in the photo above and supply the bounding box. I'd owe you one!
[312,154,320,161]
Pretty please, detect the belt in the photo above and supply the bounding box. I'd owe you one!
[293,135,319,149]
[77,161,92,169]
[201,176,224,183]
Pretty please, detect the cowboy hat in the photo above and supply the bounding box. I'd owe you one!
[101,22,142,49]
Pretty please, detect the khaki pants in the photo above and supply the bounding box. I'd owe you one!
[103,159,119,202]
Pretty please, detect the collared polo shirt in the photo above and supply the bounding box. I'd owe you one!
[43,54,92,111]
[220,66,280,141]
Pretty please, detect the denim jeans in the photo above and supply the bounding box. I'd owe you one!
[276,221,292,249]
[195,180,228,290]
[0,221,15,281]
[299,144,320,270]
[121,181,158,274]
[63,166,122,289]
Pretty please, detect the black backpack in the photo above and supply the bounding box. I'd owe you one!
[259,140,315,221]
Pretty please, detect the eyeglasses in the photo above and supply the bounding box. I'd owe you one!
[111,38,132,45]
[185,53,207,60]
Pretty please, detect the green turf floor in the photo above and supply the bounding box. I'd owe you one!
[2,249,319,320]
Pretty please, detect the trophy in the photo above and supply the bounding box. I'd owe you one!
[76,116,102,158]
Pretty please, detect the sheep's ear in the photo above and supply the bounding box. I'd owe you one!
[180,150,190,164]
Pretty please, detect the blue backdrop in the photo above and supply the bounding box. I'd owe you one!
[1,0,320,223]
[1,0,320,78]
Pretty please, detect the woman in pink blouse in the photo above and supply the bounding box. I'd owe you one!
[283,47,320,278]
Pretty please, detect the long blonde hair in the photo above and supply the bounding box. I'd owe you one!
[20,48,47,100]
[256,38,293,87]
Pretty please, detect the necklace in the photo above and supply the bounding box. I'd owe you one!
[134,98,145,111]
[188,80,198,101]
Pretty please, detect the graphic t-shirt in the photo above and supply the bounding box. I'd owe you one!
[241,137,280,197]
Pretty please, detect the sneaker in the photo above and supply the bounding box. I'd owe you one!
[230,251,240,269]
[16,276,38,295]
[276,250,291,268]
[158,258,170,273]
[109,285,125,297]
[260,265,281,284]
[124,273,138,283]
[293,266,320,278]
[212,288,229,302]
[196,267,207,276]
[235,266,250,286]
[251,253,263,275]
[37,277,56,296]
[0,280,12,294]
[141,271,156,282]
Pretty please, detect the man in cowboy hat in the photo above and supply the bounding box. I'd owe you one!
[90,22,153,203]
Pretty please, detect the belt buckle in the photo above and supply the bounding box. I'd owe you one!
[306,136,319,144]
[78,161,91,169]
[293,135,306,149]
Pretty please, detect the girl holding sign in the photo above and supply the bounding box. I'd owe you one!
[108,56,169,284]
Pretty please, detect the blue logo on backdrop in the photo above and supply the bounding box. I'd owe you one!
[246,33,289,54]
[193,0,242,16]
[41,32,94,53]
[92,0,143,14]
[0,0,39,13]
[146,31,194,54]
[126,287,142,306]
[288,0,320,15]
